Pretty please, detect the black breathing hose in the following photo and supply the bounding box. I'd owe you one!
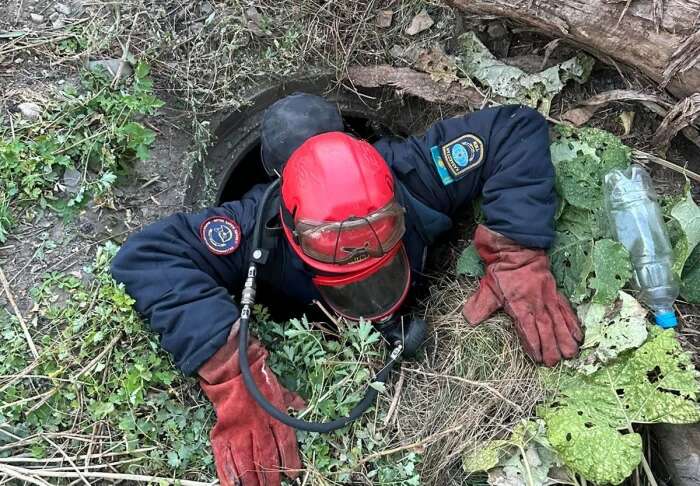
[238,178,404,433]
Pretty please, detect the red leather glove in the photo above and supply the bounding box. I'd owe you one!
[462,225,583,366]
[199,322,305,486]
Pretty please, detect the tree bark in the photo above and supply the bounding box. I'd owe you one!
[447,0,700,98]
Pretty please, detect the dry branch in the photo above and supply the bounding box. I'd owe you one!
[0,265,38,358]
[652,93,700,147]
[0,463,215,486]
[346,65,484,107]
[446,0,700,98]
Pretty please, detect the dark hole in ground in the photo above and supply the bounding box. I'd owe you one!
[215,105,469,323]
[217,115,397,204]
[217,112,409,322]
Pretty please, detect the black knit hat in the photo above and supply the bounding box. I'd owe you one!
[261,92,344,176]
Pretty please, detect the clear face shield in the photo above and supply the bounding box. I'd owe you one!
[312,244,411,321]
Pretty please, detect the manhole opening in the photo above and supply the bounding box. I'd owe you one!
[217,114,398,204]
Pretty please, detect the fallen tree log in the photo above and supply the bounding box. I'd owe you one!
[446,0,700,99]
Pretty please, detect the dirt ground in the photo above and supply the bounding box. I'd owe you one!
[1,0,699,485]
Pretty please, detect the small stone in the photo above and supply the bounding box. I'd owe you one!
[49,11,59,21]
[391,44,422,63]
[14,57,24,64]
[54,3,71,15]
[87,59,133,80]
[62,167,82,194]
[17,102,41,121]
[405,9,434,36]
[376,9,393,28]
[389,45,405,58]
[52,18,65,29]
[30,13,45,23]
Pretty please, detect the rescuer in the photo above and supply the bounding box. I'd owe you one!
[111,93,583,486]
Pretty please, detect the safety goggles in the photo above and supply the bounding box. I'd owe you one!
[295,201,406,265]
[312,244,411,321]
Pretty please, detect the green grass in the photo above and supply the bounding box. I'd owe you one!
[0,62,162,243]
[0,245,421,484]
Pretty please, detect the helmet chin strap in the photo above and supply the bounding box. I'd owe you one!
[238,178,426,433]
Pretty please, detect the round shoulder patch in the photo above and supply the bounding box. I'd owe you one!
[199,216,241,256]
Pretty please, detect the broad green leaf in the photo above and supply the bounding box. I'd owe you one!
[589,239,632,304]
[540,328,700,484]
[463,420,562,486]
[456,242,484,277]
[549,232,593,304]
[670,189,700,276]
[551,126,631,210]
[544,406,642,485]
[457,32,593,113]
[572,291,648,374]
[462,439,510,472]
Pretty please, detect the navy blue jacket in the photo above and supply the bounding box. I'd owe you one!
[111,105,556,375]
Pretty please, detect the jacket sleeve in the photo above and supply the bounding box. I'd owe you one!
[375,105,556,249]
[110,187,264,376]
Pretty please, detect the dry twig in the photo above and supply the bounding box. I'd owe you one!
[0,265,38,359]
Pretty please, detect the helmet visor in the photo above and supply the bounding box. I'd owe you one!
[312,245,411,321]
[296,201,405,265]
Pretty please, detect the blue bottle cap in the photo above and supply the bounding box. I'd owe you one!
[655,311,677,329]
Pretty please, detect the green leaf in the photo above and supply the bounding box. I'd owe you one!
[462,440,510,472]
[544,406,642,485]
[456,242,484,277]
[589,239,632,304]
[670,188,700,276]
[551,126,631,210]
[549,232,594,304]
[572,291,648,374]
[166,450,182,468]
[540,328,700,484]
[457,32,594,113]
[463,420,562,486]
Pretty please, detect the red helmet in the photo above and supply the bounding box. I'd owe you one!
[280,132,410,321]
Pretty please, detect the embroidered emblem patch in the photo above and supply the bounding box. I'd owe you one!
[439,134,485,180]
[430,146,455,186]
[200,216,241,256]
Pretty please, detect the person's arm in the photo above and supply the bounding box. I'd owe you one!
[377,105,581,366]
[110,188,262,375]
[375,104,556,249]
[111,186,304,486]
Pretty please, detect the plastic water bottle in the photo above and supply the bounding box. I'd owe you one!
[603,165,678,328]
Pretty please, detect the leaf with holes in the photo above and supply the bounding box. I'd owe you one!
[572,291,648,374]
[589,239,632,304]
[549,232,594,304]
[540,328,700,484]
[456,241,484,277]
[457,32,593,113]
[550,126,631,210]
[543,405,642,485]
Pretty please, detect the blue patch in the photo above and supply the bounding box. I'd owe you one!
[200,216,241,256]
[430,146,455,186]
[440,134,485,180]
